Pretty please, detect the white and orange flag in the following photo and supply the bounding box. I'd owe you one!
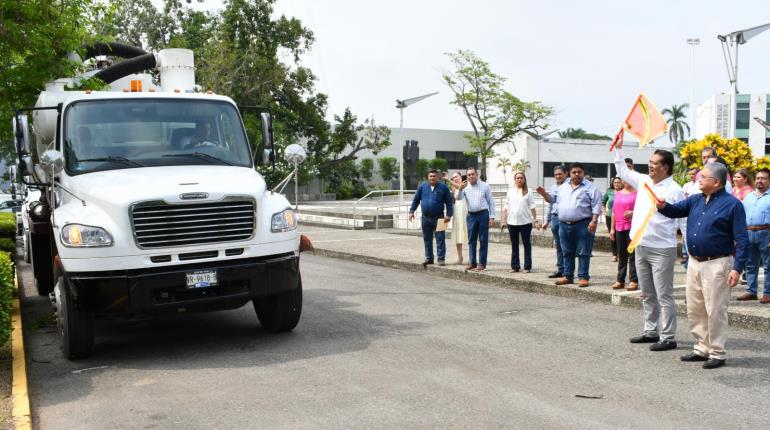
[622,94,667,148]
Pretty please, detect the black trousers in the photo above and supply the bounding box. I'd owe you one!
[615,229,638,283]
[606,215,616,256]
[507,223,533,270]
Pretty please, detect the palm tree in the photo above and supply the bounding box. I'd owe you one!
[662,104,691,144]
[496,157,512,184]
[513,160,531,173]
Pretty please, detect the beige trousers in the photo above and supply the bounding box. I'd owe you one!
[686,256,732,360]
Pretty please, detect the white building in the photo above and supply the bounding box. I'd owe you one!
[696,93,770,156]
[486,135,672,192]
[354,127,670,192]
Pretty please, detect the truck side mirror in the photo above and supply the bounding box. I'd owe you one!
[40,150,64,174]
[12,114,31,155]
[260,111,275,165]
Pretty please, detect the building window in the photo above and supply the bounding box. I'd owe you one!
[435,151,477,170]
[610,164,648,177]
[765,138,770,155]
[766,100,770,125]
[736,102,750,130]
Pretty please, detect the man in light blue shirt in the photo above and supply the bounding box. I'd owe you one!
[553,163,602,287]
[457,167,496,271]
[739,168,770,303]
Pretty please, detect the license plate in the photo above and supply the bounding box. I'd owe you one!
[186,270,218,288]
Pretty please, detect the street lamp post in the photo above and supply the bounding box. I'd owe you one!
[395,92,438,207]
[687,37,700,139]
[718,22,770,138]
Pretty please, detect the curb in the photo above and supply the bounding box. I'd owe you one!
[314,248,770,332]
[11,271,31,430]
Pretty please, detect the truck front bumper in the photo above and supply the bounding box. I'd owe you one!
[67,253,300,316]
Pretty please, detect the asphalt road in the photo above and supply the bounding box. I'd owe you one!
[20,254,770,429]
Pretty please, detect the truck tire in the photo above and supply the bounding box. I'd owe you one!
[253,276,302,332]
[55,277,95,359]
[34,275,54,296]
[23,233,31,263]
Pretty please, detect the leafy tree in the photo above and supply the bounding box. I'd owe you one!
[677,133,753,185]
[428,158,448,173]
[662,104,690,144]
[359,158,374,182]
[378,157,398,183]
[313,108,390,178]
[416,159,430,180]
[443,49,552,180]
[557,127,612,140]
[0,0,104,162]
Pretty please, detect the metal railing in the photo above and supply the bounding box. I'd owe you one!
[351,189,415,231]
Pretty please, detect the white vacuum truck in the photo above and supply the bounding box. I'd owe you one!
[12,43,307,359]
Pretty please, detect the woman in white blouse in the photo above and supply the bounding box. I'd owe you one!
[502,171,539,273]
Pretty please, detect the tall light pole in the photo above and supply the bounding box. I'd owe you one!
[687,37,700,139]
[395,92,438,206]
[718,22,770,137]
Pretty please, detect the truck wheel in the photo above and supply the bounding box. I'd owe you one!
[253,276,302,332]
[55,277,94,359]
[23,233,30,263]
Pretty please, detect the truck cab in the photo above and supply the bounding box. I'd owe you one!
[15,45,304,359]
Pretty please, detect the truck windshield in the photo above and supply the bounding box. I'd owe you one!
[63,99,252,174]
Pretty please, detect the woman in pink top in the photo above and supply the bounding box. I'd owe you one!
[732,169,754,201]
[609,180,638,291]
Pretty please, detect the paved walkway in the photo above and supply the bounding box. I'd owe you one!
[301,225,770,331]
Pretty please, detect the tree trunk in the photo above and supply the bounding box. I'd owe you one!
[480,153,487,181]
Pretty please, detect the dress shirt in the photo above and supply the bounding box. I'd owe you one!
[555,179,602,222]
[602,188,616,214]
[458,180,496,218]
[659,188,749,273]
[409,181,453,218]
[682,180,700,197]
[504,187,535,225]
[614,149,685,248]
[743,189,770,226]
[545,182,562,223]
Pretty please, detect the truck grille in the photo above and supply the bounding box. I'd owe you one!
[131,200,256,248]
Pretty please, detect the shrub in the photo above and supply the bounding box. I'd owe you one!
[377,157,398,183]
[428,158,449,173]
[678,134,753,173]
[359,158,374,182]
[0,213,15,239]
[0,238,14,253]
[0,251,14,346]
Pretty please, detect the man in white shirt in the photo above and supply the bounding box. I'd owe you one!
[457,167,496,271]
[613,141,685,352]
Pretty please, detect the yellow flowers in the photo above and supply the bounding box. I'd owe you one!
[679,133,756,172]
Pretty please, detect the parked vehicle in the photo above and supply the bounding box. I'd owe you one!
[13,43,308,359]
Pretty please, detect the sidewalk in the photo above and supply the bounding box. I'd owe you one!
[302,225,770,332]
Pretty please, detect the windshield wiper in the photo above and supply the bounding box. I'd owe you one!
[77,157,145,168]
[163,152,234,166]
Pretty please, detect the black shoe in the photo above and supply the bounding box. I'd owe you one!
[437,260,445,267]
[547,272,563,279]
[629,334,660,344]
[680,351,708,362]
[649,340,677,351]
[702,358,726,369]
[422,260,434,268]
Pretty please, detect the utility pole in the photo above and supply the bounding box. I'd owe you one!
[687,38,700,139]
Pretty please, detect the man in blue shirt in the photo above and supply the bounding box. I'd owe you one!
[739,168,770,303]
[409,170,453,267]
[552,163,602,287]
[657,162,749,369]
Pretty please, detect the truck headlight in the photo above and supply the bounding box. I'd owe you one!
[271,209,297,232]
[61,224,113,247]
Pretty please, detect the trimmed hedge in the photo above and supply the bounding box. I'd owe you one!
[0,251,14,346]
[0,238,14,253]
[0,212,15,239]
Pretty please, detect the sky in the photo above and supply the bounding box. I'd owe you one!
[186,0,770,136]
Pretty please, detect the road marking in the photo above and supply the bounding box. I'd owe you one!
[71,366,110,374]
[11,272,31,430]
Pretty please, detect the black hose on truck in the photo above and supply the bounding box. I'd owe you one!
[93,53,157,84]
